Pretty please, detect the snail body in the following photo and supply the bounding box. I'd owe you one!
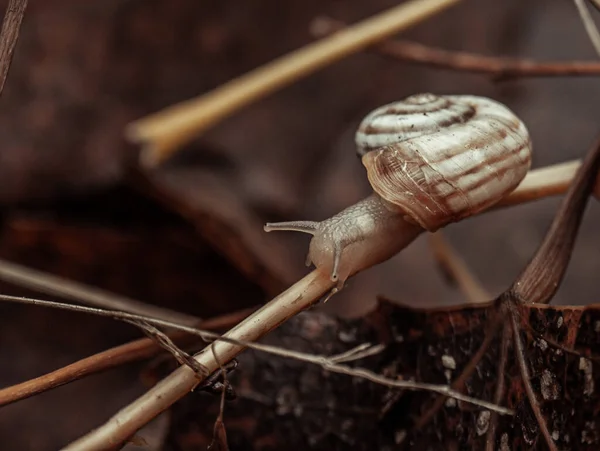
[265,93,532,287]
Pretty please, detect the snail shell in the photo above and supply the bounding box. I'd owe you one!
[355,93,532,231]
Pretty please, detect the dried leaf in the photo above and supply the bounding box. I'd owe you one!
[166,300,600,450]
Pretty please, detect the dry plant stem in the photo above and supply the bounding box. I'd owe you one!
[0,0,27,96]
[0,257,200,325]
[510,136,600,304]
[0,307,254,407]
[574,0,600,57]
[0,329,194,407]
[312,17,600,80]
[428,232,489,303]
[126,0,462,166]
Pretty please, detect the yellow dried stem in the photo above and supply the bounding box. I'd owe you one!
[498,160,583,207]
[126,0,462,167]
[429,232,490,303]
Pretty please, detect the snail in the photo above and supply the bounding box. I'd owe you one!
[265,93,532,288]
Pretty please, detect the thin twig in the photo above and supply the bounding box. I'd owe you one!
[0,257,200,325]
[0,0,27,96]
[575,0,600,57]
[311,16,600,81]
[0,307,254,407]
[126,0,462,167]
[428,232,490,303]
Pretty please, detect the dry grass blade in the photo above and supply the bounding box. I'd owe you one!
[428,232,490,303]
[0,257,200,325]
[125,0,462,167]
[0,307,254,407]
[312,16,600,80]
[0,0,27,96]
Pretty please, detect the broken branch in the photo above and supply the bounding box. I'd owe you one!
[311,16,600,81]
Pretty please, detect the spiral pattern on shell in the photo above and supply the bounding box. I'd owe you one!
[355,93,532,231]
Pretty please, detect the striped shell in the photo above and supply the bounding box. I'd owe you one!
[355,93,532,231]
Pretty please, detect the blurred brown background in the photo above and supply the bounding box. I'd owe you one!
[0,0,599,448]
